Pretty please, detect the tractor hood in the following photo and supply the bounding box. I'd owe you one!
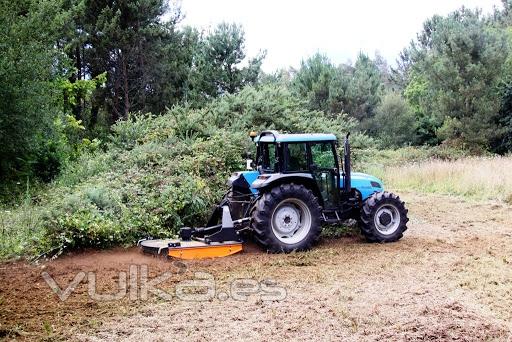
[342,172,383,200]
[347,172,383,186]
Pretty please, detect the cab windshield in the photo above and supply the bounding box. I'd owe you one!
[257,142,276,172]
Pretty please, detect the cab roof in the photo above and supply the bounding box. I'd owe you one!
[255,131,337,143]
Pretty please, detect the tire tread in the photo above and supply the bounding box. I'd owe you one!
[251,183,322,253]
[360,191,409,243]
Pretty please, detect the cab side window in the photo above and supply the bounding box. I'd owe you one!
[285,143,308,171]
[260,143,276,171]
[310,142,336,169]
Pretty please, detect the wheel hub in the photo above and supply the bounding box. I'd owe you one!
[379,212,392,226]
[374,204,400,235]
[270,198,313,245]
[273,205,300,235]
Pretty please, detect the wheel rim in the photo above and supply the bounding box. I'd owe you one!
[271,198,312,244]
[373,204,401,235]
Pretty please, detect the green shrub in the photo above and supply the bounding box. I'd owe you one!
[368,92,418,147]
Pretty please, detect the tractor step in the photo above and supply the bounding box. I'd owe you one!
[138,238,243,260]
[322,210,343,223]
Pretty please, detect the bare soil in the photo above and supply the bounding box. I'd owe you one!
[1,192,512,341]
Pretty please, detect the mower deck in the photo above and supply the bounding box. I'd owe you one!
[138,205,245,260]
[138,238,243,260]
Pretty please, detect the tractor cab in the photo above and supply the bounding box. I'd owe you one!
[254,132,341,209]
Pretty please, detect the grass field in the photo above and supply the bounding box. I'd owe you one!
[368,156,512,204]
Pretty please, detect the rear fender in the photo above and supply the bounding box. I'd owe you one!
[251,173,324,206]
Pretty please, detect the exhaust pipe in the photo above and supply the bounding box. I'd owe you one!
[343,132,351,193]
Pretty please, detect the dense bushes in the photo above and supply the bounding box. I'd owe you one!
[0,85,364,257]
[39,129,246,254]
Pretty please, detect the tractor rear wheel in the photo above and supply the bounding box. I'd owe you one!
[252,184,322,253]
[360,191,408,242]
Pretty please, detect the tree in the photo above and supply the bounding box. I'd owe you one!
[291,53,384,122]
[62,0,191,125]
[405,8,509,150]
[391,48,413,91]
[0,0,70,181]
[327,64,352,114]
[370,92,417,147]
[188,23,265,105]
[344,53,383,122]
[291,53,337,112]
[374,52,395,91]
[490,0,512,153]
[403,72,442,145]
[491,81,512,153]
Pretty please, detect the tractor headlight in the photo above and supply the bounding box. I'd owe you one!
[370,181,382,188]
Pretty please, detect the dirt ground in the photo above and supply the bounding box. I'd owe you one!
[1,192,512,341]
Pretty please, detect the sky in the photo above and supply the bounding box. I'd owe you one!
[179,0,503,72]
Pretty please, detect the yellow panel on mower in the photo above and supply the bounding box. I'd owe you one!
[168,240,243,260]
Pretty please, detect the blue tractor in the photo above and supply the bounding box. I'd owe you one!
[140,131,409,259]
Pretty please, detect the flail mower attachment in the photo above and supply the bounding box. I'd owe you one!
[138,206,247,260]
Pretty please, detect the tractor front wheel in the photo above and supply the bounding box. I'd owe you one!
[252,184,322,253]
[360,191,408,242]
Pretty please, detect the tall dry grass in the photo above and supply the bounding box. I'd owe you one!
[0,205,44,259]
[375,156,512,203]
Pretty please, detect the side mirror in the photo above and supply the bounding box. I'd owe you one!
[246,158,254,170]
[245,152,254,170]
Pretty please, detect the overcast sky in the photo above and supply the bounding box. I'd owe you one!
[179,0,503,72]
